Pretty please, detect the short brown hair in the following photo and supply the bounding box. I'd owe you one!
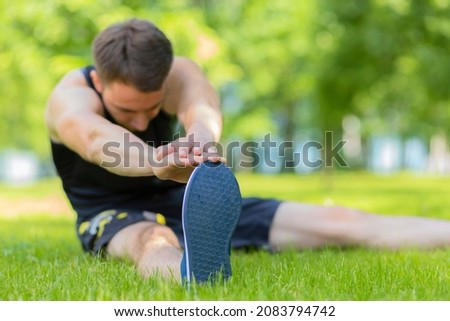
[93,19,173,91]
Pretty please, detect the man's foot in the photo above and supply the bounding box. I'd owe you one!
[181,161,242,284]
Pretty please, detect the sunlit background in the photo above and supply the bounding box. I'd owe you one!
[1,0,449,184]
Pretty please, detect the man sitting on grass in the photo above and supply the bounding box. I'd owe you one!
[45,18,450,283]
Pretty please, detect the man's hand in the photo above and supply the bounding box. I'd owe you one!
[156,135,225,164]
[153,140,225,183]
[152,151,201,183]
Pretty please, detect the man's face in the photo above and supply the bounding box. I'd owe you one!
[101,81,165,132]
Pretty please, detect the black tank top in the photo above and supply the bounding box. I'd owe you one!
[51,66,183,221]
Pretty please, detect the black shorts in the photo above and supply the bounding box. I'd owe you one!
[76,186,281,254]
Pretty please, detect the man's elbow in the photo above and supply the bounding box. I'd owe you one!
[85,127,110,166]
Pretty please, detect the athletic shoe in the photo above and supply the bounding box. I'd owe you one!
[181,161,242,284]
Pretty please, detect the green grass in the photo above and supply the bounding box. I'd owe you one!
[1,172,449,300]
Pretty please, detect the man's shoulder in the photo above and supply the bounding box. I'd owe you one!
[56,68,89,89]
[45,66,104,140]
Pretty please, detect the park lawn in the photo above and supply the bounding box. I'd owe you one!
[0,172,449,300]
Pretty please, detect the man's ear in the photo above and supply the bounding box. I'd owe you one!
[90,70,103,93]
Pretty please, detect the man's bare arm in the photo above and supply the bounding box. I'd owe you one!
[45,71,157,177]
[163,58,223,156]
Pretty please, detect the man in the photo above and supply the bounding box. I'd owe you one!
[45,18,450,283]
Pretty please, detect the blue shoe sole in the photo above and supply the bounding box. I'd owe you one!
[182,161,242,283]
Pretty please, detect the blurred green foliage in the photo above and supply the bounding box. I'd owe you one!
[1,0,449,157]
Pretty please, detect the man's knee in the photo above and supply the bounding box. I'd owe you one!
[322,206,372,244]
[139,224,180,248]
[107,222,180,258]
[327,205,368,223]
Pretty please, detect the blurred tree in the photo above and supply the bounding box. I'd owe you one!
[195,0,449,170]
[314,0,450,146]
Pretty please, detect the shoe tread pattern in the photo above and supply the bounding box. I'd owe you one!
[183,162,242,283]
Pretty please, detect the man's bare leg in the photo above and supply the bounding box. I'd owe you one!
[269,202,450,250]
[107,221,182,280]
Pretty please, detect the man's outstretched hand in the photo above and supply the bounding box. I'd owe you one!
[153,138,225,183]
